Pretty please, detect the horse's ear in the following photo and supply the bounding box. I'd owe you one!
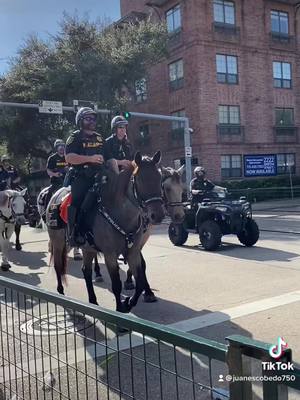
[177,164,185,176]
[20,188,27,197]
[134,152,142,166]
[152,150,161,165]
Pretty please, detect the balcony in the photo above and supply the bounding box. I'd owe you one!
[145,0,169,6]
[169,78,184,91]
[167,29,183,50]
[212,22,240,43]
[270,32,295,51]
[169,128,184,147]
[274,126,298,143]
[217,125,245,143]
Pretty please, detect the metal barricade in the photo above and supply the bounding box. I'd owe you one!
[0,276,228,400]
[0,276,300,400]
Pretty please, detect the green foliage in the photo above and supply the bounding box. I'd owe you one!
[0,14,167,160]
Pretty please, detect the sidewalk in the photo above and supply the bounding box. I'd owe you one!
[251,197,300,212]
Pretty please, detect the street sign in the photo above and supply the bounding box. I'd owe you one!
[39,100,63,114]
[244,154,277,177]
[185,146,192,157]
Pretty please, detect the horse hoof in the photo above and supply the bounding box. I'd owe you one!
[119,297,131,313]
[16,243,22,251]
[94,275,104,283]
[1,264,11,272]
[124,281,135,291]
[143,293,158,303]
[116,326,129,334]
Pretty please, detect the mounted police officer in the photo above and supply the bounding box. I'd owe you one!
[0,157,10,191]
[43,140,68,206]
[104,115,133,173]
[65,107,105,246]
[1,155,20,190]
[190,166,215,205]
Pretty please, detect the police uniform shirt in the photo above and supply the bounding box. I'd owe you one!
[104,135,133,161]
[0,166,9,191]
[47,153,68,175]
[190,178,215,192]
[65,130,105,168]
[6,165,19,189]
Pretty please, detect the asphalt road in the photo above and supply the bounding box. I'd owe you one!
[0,201,299,400]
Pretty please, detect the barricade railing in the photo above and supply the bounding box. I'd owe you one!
[0,276,228,400]
[0,276,299,399]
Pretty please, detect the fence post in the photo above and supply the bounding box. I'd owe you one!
[226,337,253,400]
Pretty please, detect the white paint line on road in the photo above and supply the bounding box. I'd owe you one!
[1,290,300,383]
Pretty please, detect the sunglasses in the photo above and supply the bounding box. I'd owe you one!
[83,116,97,122]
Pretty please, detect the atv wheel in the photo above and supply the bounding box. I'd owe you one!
[168,223,188,246]
[237,219,259,247]
[199,220,222,251]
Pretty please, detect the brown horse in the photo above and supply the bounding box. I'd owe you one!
[47,151,164,313]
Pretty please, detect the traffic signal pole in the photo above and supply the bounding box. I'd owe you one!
[0,101,192,191]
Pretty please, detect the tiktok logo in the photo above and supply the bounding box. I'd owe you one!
[269,337,288,359]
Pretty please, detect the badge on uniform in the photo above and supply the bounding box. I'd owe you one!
[96,135,102,143]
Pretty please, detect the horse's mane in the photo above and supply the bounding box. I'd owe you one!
[161,167,180,182]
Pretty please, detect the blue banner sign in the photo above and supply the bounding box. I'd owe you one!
[244,155,277,177]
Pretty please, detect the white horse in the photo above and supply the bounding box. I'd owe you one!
[0,189,27,270]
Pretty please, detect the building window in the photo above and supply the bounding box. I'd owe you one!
[169,59,184,90]
[273,62,291,88]
[213,0,235,25]
[166,4,181,34]
[216,54,238,84]
[271,10,289,35]
[221,155,242,178]
[218,105,241,134]
[275,108,294,126]
[135,78,147,103]
[171,110,185,140]
[277,153,295,174]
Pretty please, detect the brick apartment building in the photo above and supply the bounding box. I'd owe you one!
[120,0,300,181]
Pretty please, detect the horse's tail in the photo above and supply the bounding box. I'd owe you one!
[49,235,68,284]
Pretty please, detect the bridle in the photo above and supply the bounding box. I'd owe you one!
[0,195,25,223]
[161,175,184,208]
[133,176,163,209]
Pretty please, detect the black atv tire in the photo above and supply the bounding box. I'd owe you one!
[199,220,222,251]
[237,219,259,247]
[168,223,189,246]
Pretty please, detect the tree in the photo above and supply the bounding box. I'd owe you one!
[0,14,167,159]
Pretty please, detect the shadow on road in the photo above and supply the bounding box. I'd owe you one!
[8,249,48,269]
[179,242,299,263]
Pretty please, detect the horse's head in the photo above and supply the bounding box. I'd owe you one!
[161,165,185,223]
[10,189,27,225]
[134,151,165,224]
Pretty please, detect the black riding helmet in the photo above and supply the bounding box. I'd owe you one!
[111,115,128,133]
[75,107,97,127]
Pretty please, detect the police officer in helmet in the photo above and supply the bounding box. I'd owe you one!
[47,139,67,188]
[0,156,10,191]
[190,166,215,205]
[1,155,21,190]
[104,115,133,173]
[65,107,105,246]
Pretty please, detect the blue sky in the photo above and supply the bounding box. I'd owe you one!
[0,0,121,74]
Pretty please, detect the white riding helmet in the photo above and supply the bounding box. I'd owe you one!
[75,107,97,127]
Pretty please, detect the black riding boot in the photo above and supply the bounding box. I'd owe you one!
[67,205,85,247]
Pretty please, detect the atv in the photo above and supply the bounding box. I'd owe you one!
[168,186,259,251]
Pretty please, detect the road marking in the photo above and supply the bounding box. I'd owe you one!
[1,290,300,383]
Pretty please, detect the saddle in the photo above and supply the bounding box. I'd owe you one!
[47,190,70,230]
